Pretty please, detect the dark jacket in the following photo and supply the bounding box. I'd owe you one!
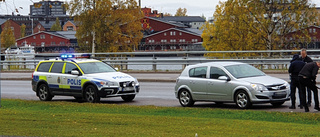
[289,60,305,76]
[299,55,313,63]
[299,62,319,79]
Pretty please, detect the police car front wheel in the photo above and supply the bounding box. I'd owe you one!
[84,85,100,103]
[37,84,53,101]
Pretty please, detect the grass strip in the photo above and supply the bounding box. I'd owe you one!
[0,99,320,137]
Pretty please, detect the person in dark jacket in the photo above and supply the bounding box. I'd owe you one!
[298,62,320,112]
[288,54,305,109]
[299,48,313,107]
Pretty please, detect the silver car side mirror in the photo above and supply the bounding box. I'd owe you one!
[218,76,230,81]
[71,70,80,75]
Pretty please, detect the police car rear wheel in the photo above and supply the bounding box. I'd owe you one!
[38,84,53,101]
[121,95,135,102]
[84,85,100,103]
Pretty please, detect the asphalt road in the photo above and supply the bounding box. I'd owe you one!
[1,80,320,113]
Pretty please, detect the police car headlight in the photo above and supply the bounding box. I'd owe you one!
[251,84,267,91]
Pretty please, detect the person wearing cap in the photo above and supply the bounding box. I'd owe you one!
[298,62,320,112]
[288,54,305,109]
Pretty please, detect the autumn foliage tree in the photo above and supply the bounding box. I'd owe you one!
[175,7,187,16]
[202,0,319,57]
[20,24,26,38]
[1,21,16,49]
[67,0,143,53]
[50,17,62,31]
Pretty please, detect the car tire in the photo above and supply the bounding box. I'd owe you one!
[271,102,285,107]
[235,90,251,109]
[84,85,100,103]
[37,84,53,101]
[121,95,136,102]
[178,90,194,107]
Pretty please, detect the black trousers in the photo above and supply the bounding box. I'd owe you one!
[299,77,319,108]
[290,76,301,106]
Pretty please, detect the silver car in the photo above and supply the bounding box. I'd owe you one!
[175,62,290,108]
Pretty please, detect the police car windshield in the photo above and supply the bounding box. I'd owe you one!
[78,62,116,74]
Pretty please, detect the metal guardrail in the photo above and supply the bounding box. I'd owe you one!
[1,50,320,71]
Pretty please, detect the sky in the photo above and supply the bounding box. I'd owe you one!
[0,0,320,19]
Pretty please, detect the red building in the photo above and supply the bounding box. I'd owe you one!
[284,26,320,49]
[141,7,161,17]
[0,19,22,39]
[140,17,203,51]
[16,31,75,52]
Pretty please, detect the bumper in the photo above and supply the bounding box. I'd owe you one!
[98,86,140,97]
[251,89,290,104]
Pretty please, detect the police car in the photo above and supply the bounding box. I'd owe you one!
[32,54,139,103]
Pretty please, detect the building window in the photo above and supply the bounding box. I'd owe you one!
[10,27,14,30]
[309,28,312,33]
[170,31,176,36]
[148,40,154,43]
[179,32,182,35]
[313,28,316,33]
[31,42,36,46]
[67,26,74,31]
[40,34,45,39]
[60,42,65,45]
[161,40,167,43]
[41,42,45,47]
[170,39,176,42]
[192,39,198,42]
[33,36,36,39]
[51,42,56,45]
[179,39,185,42]
[164,33,167,36]
[51,36,53,39]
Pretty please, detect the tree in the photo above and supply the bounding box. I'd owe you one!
[175,7,187,16]
[1,21,16,49]
[163,12,172,16]
[50,17,62,31]
[202,0,319,57]
[67,0,143,53]
[20,23,26,38]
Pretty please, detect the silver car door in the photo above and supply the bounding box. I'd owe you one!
[206,67,233,101]
[187,66,208,100]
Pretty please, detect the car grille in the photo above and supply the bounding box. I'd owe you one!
[119,81,135,88]
[266,84,287,91]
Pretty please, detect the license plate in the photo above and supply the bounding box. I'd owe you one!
[123,87,134,91]
[274,91,286,96]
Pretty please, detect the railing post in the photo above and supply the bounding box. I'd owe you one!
[152,57,157,72]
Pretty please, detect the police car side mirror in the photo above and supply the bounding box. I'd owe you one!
[115,67,119,71]
[71,70,80,76]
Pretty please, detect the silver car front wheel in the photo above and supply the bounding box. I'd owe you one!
[178,90,194,107]
[235,91,251,109]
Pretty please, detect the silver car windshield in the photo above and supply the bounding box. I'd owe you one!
[78,62,116,74]
[224,64,265,79]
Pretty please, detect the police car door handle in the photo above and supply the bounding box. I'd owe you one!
[63,77,66,79]
[48,75,52,78]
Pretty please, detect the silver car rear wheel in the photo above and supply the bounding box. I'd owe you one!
[235,91,251,109]
[178,90,194,107]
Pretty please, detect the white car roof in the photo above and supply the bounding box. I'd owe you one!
[189,61,245,68]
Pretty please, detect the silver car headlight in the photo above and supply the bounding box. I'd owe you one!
[251,84,268,91]
[284,82,290,89]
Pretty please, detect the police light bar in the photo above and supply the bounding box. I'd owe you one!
[60,54,75,59]
[60,54,91,60]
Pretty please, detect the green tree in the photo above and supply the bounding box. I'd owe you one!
[20,24,26,38]
[1,21,16,49]
[50,17,62,31]
[202,0,319,57]
[67,0,143,53]
[175,7,187,16]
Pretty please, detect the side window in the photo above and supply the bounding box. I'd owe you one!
[65,63,78,74]
[37,62,53,72]
[189,67,207,78]
[210,67,227,79]
[50,62,64,73]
